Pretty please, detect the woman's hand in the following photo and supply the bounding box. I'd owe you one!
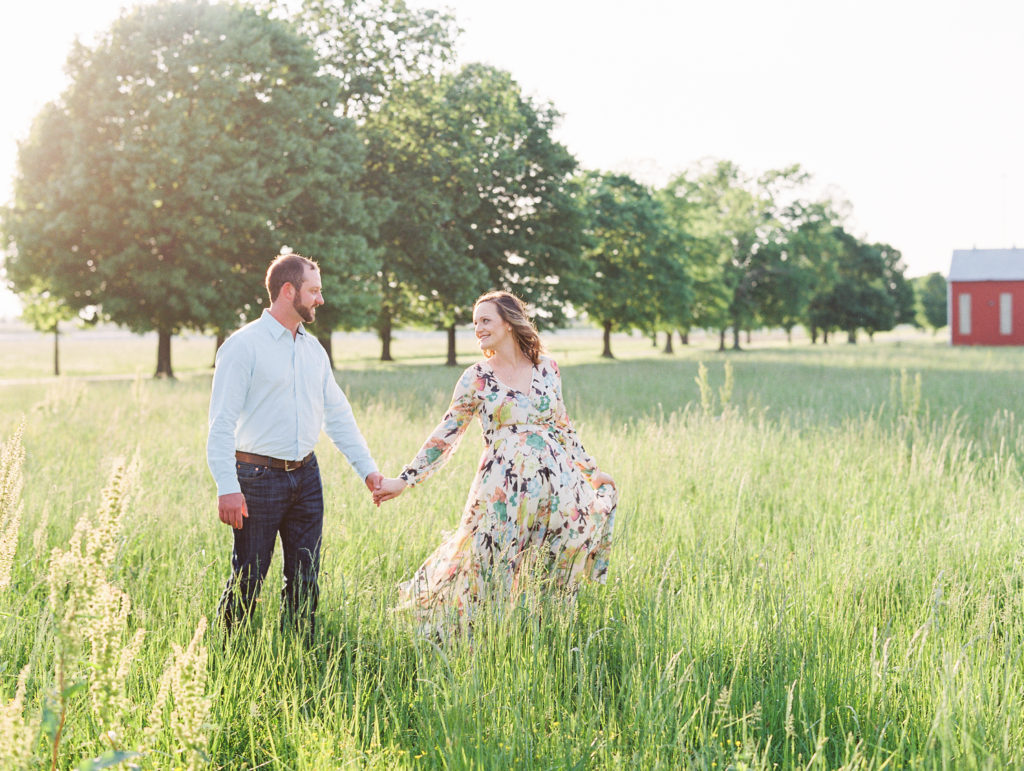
[590,470,616,489]
[374,477,408,505]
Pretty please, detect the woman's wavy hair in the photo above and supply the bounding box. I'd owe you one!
[474,290,543,365]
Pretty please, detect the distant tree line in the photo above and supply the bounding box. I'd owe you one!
[1,0,946,377]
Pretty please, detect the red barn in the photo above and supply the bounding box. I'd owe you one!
[948,248,1024,346]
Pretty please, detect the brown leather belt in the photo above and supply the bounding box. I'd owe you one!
[235,450,314,472]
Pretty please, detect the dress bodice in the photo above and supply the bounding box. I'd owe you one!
[399,355,595,486]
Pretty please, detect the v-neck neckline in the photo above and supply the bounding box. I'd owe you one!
[484,360,536,395]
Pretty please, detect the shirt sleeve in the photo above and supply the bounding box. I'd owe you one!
[550,359,597,477]
[207,337,250,496]
[399,366,480,487]
[322,359,378,481]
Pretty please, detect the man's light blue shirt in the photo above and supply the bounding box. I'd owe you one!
[207,309,378,496]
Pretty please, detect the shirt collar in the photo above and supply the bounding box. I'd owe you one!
[259,308,306,340]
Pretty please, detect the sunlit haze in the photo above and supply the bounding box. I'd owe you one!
[2,0,1022,319]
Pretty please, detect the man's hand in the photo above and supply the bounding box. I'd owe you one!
[373,477,407,505]
[218,492,248,529]
[364,471,384,506]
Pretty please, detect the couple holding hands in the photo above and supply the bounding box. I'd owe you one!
[207,253,617,640]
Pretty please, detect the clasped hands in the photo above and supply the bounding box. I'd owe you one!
[365,471,405,507]
[373,477,407,506]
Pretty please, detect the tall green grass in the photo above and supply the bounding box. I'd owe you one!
[1,333,1023,768]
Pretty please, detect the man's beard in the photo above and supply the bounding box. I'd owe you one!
[293,295,316,323]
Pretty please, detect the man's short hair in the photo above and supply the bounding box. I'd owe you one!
[266,253,318,303]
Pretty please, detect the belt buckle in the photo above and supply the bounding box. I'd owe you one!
[283,458,299,472]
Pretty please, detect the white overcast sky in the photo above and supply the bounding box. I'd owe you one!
[2,0,1023,319]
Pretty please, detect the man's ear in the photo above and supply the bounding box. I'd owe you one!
[282,281,296,300]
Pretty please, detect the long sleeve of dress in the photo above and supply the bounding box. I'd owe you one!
[550,360,598,478]
[400,366,481,487]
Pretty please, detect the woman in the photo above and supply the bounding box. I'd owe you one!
[374,291,617,631]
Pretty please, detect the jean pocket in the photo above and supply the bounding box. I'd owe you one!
[236,461,269,480]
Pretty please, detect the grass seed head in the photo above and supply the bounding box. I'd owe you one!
[0,422,26,591]
[0,665,37,770]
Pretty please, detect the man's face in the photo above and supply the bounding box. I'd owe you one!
[292,266,324,323]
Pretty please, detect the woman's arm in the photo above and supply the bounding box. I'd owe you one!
[375,366,481,503]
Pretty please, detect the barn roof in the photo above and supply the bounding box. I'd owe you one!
[949,248,1024,281]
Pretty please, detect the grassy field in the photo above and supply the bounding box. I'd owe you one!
[2,327,1024,769]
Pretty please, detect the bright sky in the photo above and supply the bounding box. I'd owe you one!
[2,0,1023,319]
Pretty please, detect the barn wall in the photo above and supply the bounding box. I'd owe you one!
[950,281,1024,345]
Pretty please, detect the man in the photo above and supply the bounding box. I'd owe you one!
[207,252,382,641]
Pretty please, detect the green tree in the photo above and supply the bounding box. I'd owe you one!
[666,161,815,349]
[875,243,916,338]
[3,0,371,377]
[916,272,948,332]
[692,160,760,350]
[651,236,695,355]
[663,161,777,350]
[761,199,844,342]
[438,64,584,364]
[745,238,808,341]
[360,72,485,362]
[640,205,693,354]
[803,224,847,344]
[575,172,673,358]
[656,177,726,348]
[274,0,458,121]
[268,0,459,360]
[809,232,912,344]
[367,64,583,365]
[18,289,77,376]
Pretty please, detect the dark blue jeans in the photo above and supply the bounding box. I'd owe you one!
[218,454,323,641]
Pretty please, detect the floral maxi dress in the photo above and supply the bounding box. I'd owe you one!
[397,355,617,624]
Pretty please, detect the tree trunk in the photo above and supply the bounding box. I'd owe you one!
[446,325,458,366]
[662,331,674,354]
[155,328,174,379]
[317,333,334,368]
[746,329,752,344]
[650,332,658,347]
[810,326,818,344]
[213,332,225,368]
[378,309,393,362]
[52,325,60,377]
[601,321,614,359]
[732,325,742,351]
[679,330,689,346]
[823,330,829,344]
[718,328,726,352]
[847,329,857,344]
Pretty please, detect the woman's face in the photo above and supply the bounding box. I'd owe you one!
[473,301,511,353]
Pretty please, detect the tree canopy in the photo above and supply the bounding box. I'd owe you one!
[362,63,583,364]
[1,0,922,365]
[3,0,372,376]
[574,171,685,358]
[916,272,948,332]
